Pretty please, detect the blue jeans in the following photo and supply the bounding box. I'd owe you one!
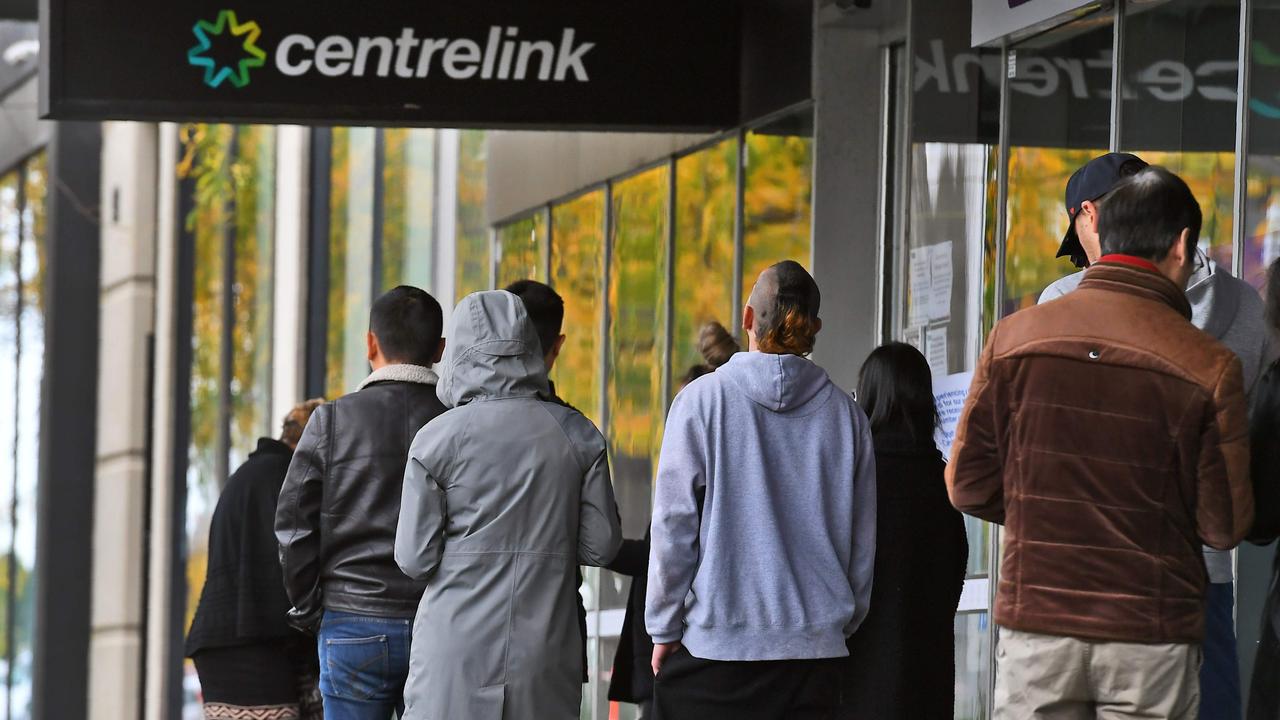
[318,610,412,720]
[1202,581,1243,720]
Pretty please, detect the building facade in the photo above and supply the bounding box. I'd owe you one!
[2,0,1280,718]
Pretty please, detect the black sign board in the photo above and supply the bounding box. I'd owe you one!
[40,1,797,130]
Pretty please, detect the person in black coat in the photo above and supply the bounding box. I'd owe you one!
[840,342,968,720]
[1248,258,1280,720]
[186,399,325,720]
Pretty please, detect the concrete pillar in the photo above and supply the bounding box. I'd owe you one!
[89,121,157,720]
[809,16,887,391]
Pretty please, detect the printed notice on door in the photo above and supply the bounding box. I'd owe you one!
[933,370,973,460]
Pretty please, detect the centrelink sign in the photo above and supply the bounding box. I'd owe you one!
[40,1,765,129]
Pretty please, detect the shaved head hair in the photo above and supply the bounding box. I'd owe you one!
[747,260,822,355]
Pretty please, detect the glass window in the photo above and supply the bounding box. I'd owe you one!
[742,111,814,308]
[549,191,606,422]
[904,0,1004,575]
[0,168,19,719]
[955,612,992,720]
[326,127,376,398]
[496,212,547,287]
[607,168,668,536]
[12,154,46,719]
[1003,14,1113,313]
[1242,2,1280,288]
[178,125,276,719]
[671,140,737,398]
[594,166,669,720]
[454,130,490,301]
[229,127,276,468]
[1121,0,1240,269]
[382,129,437,291]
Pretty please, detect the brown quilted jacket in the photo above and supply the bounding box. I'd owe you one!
[946,256,1253,644]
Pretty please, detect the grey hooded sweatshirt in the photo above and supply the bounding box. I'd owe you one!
[646,351,877,662]
[1039,249,1273,583]
[395,290,622,720]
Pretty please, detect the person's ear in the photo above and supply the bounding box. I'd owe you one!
[742,304,755,334]
[544,334,567,372]
[1081,200,1101,236]
[367,331,379,363]
[433,338,446,364]
[1172,228,1192,267]
[815,317,823,334]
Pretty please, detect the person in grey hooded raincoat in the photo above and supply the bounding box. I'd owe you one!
[395,290,623,720]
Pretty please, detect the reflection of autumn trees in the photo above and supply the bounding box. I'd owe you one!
[609,167,667,467]
[178,123,232,494]
[672,140,736,397]
[550,192,605,422]
[0,152,46,687]
[742,133,814,312]
[383,129,437,291]
[1005,148,1237,312]
[326,128,377,397]
[497,214,546,286]
[1245,158,1280,288]
[455,130,490,302]
[1004,147,1105,311]
[177,123,276,630]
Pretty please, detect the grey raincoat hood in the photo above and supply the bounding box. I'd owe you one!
[436,290,550,408]
[396,291,622,720]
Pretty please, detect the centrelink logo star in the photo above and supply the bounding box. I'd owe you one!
[187,10,265,89]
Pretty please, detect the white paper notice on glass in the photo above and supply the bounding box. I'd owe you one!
[926,327,948,378]
[909,248,931,327]
[903,326,924,353]
[933,370,974,460]
[928,241,953,321]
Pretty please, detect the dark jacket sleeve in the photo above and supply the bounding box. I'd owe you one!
[1197,356,1253,550]
[946,325,1007,524]
[1250,362,1280,543]
[606,538,650,578]
[274,403,329,632]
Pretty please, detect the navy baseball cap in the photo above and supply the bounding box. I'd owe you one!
[1057,153,1148,267]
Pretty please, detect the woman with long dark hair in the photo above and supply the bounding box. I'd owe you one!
[840,342,968,719]
[1248,258,1280,720]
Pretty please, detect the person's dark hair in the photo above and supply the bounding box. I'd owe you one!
[1099,166,1201,262]
[856,342,939,447]
[749,260,822,356]
[504,279,564,357]
[368,286,444,365]
[697,321,740,368]
[681,364,713,387]
[1266,258,1280,337]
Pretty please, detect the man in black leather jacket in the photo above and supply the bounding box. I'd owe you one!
[275,286,448,719]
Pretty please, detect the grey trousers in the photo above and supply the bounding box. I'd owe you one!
[994,627,1201,720]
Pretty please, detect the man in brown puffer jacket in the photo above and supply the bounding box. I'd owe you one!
[947,166,1254,719]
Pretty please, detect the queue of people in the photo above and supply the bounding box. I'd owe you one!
[182,155,1280,720]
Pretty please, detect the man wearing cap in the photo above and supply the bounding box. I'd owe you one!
[1039,153,1271,720]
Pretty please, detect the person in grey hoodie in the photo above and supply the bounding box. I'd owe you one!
[1038,153,1273,720]
[395,290,623,720]
[646,260,877,720]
